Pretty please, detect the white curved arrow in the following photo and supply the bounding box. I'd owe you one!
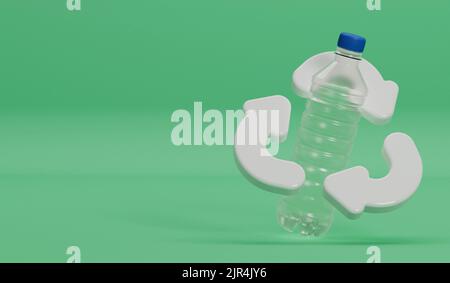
[234,95,305,194]
[324,132,423,217]
[292,51,398,125]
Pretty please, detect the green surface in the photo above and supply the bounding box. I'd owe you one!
[0,0,449,262]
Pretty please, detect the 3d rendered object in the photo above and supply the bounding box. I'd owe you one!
[324,132,422,218]
[234,95,305,193]
[234,33,423,236]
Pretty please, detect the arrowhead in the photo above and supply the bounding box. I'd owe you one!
[243,95,291,139]
[235,95,305,193]
[324,166,369,216]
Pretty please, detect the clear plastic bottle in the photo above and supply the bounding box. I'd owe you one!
[277,33,368,237]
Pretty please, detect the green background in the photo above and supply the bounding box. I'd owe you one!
[0,0,449,262]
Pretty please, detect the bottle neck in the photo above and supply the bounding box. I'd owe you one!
[335,47,363,62]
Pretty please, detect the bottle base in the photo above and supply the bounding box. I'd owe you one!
[276,187,334,237]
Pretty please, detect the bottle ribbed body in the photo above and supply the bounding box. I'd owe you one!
[277,80,364,237]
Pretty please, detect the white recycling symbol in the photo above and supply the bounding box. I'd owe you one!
[234,52,423,218]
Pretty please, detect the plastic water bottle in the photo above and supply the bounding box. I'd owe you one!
[277,33,368,237]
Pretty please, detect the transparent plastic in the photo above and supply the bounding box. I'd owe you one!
[277,47,368,237]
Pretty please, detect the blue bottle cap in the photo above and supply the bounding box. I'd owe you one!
[337,32,366,53]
